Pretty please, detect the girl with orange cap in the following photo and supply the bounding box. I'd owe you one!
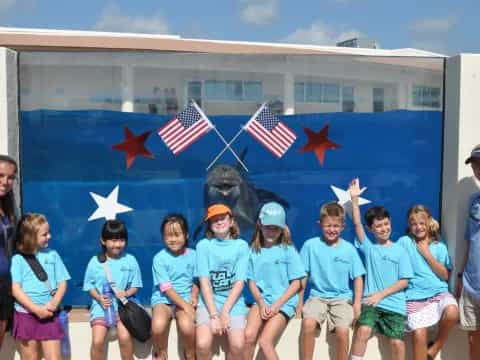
[195,204,249,360]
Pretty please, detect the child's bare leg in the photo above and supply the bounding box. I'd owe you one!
[90,325,108,360]
[428,304,459,358]
[334,327,349,360]
[244,305,263,360]
[389,338,405,360]
[468,330,480,360]
[196,324,213,360]
[176,309,196,360]
[151,304,172,359]
[227,328,245,360]
[40,339,61,360]
[17,339,40,360]
[412,327,428,360]
[117,320,134,360]
[301,318,318,360]
[257,313,287,360]
[351,325,372,357]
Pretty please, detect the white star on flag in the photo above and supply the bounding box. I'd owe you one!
[88,185,133,221]
[330,185,371,218]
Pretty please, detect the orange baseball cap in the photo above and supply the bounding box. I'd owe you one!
[204,204,232,221]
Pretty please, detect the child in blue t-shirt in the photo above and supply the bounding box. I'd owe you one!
[10,213,70,360]
[348,178,413,360]
[195,204,249,360]
[397,205,458,360]
[151,214,198,360]
[299,202,365,360]
[244,202,305,360]
[83,220,142,360]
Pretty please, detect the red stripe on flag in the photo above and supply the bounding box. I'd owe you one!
[245,121,283,157]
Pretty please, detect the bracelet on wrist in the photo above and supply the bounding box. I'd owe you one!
[458,272,463,279]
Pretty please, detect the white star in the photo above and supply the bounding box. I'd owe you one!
[88,185,133,221]
[330,185,371,218]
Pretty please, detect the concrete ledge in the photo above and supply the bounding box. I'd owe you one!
[0,314,469,359]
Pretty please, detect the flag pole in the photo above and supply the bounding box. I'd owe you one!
[206,127,245,171]
[191,100,249,172]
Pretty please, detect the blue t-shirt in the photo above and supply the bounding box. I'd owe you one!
[83,253,143,321]
[151,248,196,307]
[355,235,413,315]
[247,244,306,318]
[464,192,480,299]
[10,248,71,312]
[397,235,452,301]
[300,237,365,300]
[196,238,249,316]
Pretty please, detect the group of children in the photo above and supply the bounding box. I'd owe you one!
[7,144,480,360]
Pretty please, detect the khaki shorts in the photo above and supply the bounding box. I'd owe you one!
[195,306,246,330]
[460,289,480,331]
[302,297,353,332]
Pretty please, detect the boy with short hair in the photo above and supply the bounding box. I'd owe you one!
[299,201,365,360]
[348,178,413,360]
[457,144,480,360]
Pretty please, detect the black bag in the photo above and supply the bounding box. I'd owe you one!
[100,260,152,342]
[117,298,151,342]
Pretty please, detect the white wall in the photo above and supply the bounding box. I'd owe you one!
[0,318,469,360]
[0,48,18,158]
[442,54,480,282]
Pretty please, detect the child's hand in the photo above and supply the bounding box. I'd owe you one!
[348,178,366,199]
[353,302,362,324]
[295,302,303,318]
[416,240,430,258]
[182,303,196,321]
[210,316,223,335]
[115,290,127,299]
[34,305,54,319]
[259,304,271,320]
[219,310,230,332]
[45,300,59,313]
[189,297,198,309]
[98,295,113,309]
[364,292,383,307]
[269,303,281,317]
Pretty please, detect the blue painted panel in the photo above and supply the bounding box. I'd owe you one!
[20,109,442,306]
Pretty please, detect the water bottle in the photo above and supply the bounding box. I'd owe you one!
[102,282,117,327]
[58,310,71,357]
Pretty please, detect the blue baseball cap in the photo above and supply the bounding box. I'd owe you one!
[259,202,286,228]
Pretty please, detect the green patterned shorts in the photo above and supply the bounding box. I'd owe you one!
[357,305,406,339]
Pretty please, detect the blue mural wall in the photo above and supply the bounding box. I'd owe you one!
[20,109,442,306]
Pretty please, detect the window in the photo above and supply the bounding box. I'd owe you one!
[204,80,262,101]
[187,81,202,107]
[342,86,354,112]
[244,81,262,101]
[295,82,340,103]
[373,87,384,113]
[413,85,441,108]
[205,80,226,100]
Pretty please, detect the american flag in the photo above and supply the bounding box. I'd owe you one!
[158,103,213,155]
[244,104,297,158]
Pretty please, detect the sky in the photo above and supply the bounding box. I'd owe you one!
[0,0,478,55]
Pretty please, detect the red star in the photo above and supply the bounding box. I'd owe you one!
[112,127,154,169]
[299,124,340,166]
